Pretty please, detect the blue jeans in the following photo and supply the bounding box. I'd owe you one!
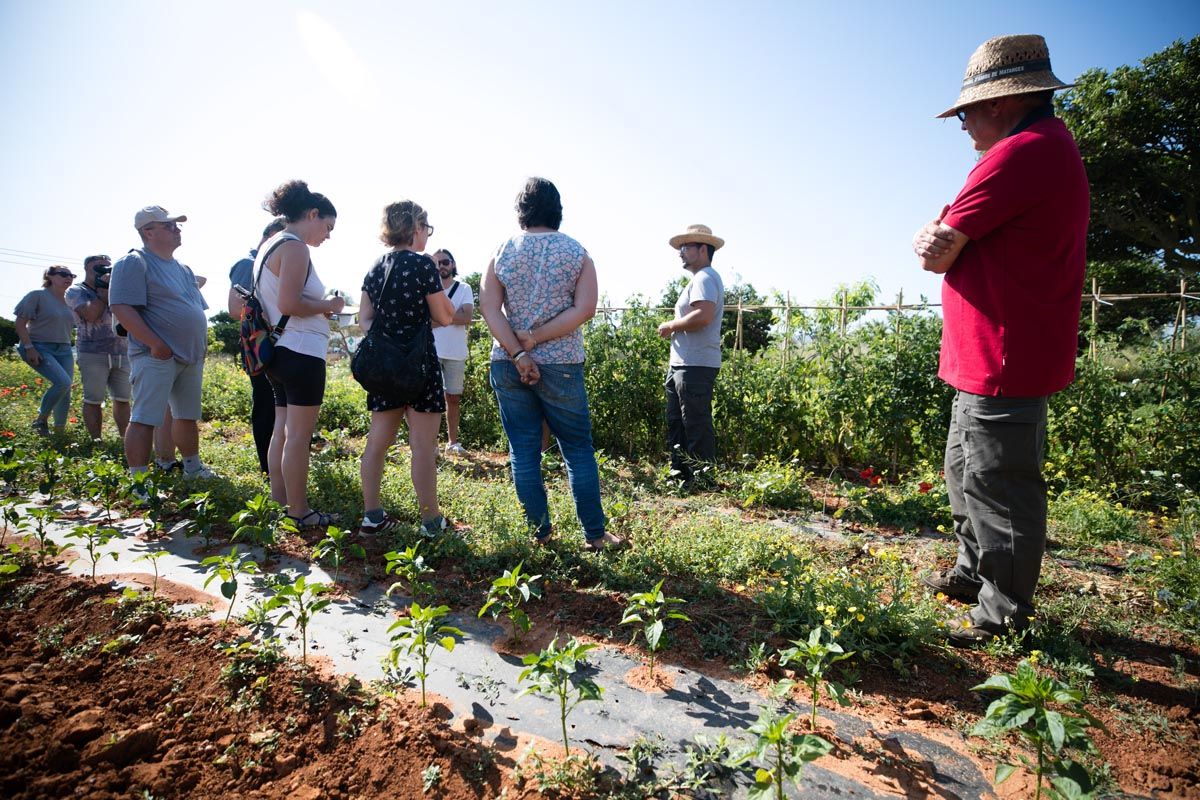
[18,342,74,427]
[490,361,606,542]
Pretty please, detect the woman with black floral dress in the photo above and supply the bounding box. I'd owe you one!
[358,201,454,536]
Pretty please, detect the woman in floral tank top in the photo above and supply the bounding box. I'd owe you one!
[480,178,625,552]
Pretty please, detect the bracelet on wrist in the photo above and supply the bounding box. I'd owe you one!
[513,350,529,363]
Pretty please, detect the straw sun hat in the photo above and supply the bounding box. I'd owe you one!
[937,34,1072,119]
[668,224,725,250]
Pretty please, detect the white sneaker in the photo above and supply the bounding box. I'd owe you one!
[183,466,216,480]
[444,442,468,456]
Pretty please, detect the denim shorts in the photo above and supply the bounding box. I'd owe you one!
[129,355,203,425]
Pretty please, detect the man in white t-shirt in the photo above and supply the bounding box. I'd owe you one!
[430,249,474,455]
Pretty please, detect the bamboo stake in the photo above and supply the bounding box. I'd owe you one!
[1091,277,1099,360]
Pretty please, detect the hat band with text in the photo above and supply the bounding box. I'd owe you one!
[962,58,1052,88]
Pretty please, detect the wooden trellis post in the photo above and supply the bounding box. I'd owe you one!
[781,291,792,363]
[1182,278,1189,351]
[735,297,744,351]
[838,291,847,335]
[1090,277,1099,360]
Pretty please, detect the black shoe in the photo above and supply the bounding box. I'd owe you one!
[921,569,981,602]
[946,623,997,648]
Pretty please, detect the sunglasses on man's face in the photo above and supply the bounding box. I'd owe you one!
[49,271,75,279]
[436,258,453,267]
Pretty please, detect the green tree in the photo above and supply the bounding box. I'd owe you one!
[209,311,241,356]
[1057,36,1199,331]
[0,317,17,351]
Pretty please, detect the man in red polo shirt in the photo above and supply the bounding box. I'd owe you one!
[912,34,1089,646]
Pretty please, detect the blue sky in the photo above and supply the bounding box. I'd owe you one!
[1,0,1196,318]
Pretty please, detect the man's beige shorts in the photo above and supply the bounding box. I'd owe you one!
[439,358,465,395]
[77,351,131,405]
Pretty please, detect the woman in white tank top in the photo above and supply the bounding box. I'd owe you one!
[258,180,345,529]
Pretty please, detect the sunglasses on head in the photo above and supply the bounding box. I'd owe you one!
[436,258,453,267]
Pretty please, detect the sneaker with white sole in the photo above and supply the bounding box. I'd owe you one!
[419,516,451,539]
[444,442,468,456]
[183,466,217,480]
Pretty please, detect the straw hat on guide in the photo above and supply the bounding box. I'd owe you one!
[937,34,1072,119]
[668,224,725,251]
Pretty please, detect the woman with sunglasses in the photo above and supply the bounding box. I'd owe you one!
[14,266,78,435]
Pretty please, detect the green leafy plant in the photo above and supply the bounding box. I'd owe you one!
[24,507,65,567]
[230,493,296,551]
[620,578,689,679]
[0,496,26,547]
[385,602,464,707]
[264,574,333,665]
[477,561,542,643]
[181,491,223,550]
[135,550,170,597]
[64,524,122,581]
[127,472,171,535]
[83,458,127,524]
[201,546,261,625]
[971,659,1107,800]
[312,526,365,584]
[778,626,855,730]
[517,637,604,756]
[34,449,63,499]
[384,544,434,600]
[730,679,834,800]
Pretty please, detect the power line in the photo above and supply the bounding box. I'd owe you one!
[0,246,83,262]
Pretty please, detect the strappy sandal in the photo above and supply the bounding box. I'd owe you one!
[288,509,340,530]
[359,512,402,536]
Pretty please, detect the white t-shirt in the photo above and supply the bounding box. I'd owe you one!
[432,280,474,361]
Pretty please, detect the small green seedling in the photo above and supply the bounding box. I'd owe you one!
[84,458,127,524]
[385,602,464,707]
[0,498,28,548]
[126,472,170,535]
[312,526,365,584]
[35,450,63,499]
[384,544,434,600]
[135,550,170,597]
[181,491,223,550]
[201,546,261,625]
[620,579,689,679]
[478,561,542,644]
[264,574,333,665]
[24,507,65,566]
[518,637,604,756]
[64,524,122,582]
[730,679,834,800]
[778,626,855,730]
[971,659,1106,800]
[230,494,296,551]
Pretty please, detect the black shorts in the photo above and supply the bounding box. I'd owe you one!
[265,347,327,407]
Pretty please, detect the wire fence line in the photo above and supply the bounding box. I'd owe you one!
[594,280,1196,356]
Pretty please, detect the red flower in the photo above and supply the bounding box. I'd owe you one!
[1,431,14,438]
[918,482,933,494]
[68,417,78,424]
[859,467,875,480]
[871,475,882,486]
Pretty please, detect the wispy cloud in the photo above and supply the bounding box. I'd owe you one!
[295,11,380,110]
